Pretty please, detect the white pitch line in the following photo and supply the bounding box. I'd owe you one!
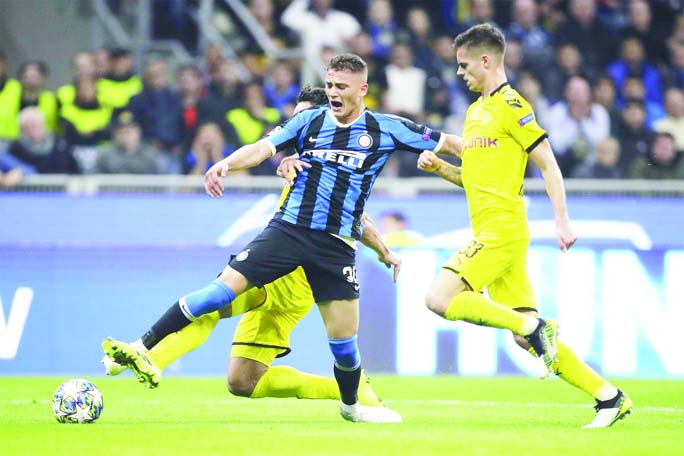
[6,398,683,414]
[390,399,683,414]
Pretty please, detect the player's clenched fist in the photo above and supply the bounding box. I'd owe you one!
[204,160,229,198]
[417,150,440,173]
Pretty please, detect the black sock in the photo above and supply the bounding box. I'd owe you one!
[334,365,361,405]
[140,301,191,350]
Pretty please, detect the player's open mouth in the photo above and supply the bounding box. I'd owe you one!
[330,100,343,111]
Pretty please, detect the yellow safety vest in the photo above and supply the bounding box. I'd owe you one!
[226,107,281,145]
[0,79,22,140]
[98,76,143,109]
[60,103,112,135]
[37,91,58,133]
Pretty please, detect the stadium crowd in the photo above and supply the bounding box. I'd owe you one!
[2,0,684,188]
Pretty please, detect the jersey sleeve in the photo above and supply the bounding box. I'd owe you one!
[264,109,312,155]
[385,115,444,154]
[503,95,548,153]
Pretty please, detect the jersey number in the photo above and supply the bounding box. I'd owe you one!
[343,266,359,290]
[459,241,485,258]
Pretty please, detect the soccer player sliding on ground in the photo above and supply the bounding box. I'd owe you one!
[102,88,389,408]
[417,24,632,429]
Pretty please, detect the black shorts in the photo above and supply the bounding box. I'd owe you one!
[229,219,359,302]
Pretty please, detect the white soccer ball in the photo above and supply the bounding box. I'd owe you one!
[51,378,104,423]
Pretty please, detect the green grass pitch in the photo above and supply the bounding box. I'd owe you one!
[1,376,682,455]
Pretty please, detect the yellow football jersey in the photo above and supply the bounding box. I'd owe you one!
[460,83,547,241]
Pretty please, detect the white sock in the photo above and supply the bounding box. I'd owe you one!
[520,317,540,336]
[595,384,619,402]
[131,339,148,353]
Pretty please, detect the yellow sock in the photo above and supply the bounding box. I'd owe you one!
[250,365,339,400]
[534,341,617,401]
[444,291,538,335]
[148,311,220,371]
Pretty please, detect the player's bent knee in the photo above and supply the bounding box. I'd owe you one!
[227,374,256,397]
[425,291,447,316]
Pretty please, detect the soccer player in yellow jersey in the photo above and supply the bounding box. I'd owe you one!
[103,87,396,408]
[417,24,632,429]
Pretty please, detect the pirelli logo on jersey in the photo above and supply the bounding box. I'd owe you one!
[463,136,498,150]
[303,149,367,168]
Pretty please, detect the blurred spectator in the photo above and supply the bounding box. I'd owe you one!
[555,0,617,71]
[18,61,58,133]
[281,0,361,83]
[503,39,524,88]
[128,59,185,173]
[186,123,241,176]
[263,61,300,116]
[620,76,665,128]
[612,99,652,174]
[98,48,143,110]
[518,71,550,126]
[592,74,620,129]
[379,211,423,248]
[226,81,280,145]
[93,48,111,79]
[199,59,241,135]
[608,36,662,107]
[455,0,499,34]
[402,7,437,73]
[429,36,471,115]
[177,64,204,152]
[95,111,160,174]
[8,108,78,174]
[546,76,611,176]
[366,0,397,61]
[627,132,684,179]
[226,81,281,174]
[505,0,553,74]
[619,0,669,66]
[0,149,34,188]
[60,77,112,148]
[0,49,22,144]
[200,43,225,87]
[661,38,684,90]
[543,43,593,103]
[56,51,98,109]
[383,43,427,119]
[653,88,684,151]
[572,136,624,179]
[242,0,297,77]
[347,32,387,110]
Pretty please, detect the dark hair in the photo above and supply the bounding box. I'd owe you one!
[327,53,367,74]
[296,85,328,106]
[453,23,505,56]
[18,61,49,78]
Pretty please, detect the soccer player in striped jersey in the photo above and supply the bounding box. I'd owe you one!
[103,60,461,422]
[418,24,631,428]
[102,87,390,407]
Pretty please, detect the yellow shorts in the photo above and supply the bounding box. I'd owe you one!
[443,238,536,311]
[230,266,315,366]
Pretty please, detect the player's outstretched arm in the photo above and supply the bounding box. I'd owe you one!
[417,151,464,188]
[204,140,274,197]
[276,154,311,186]
[529,138,578,252]
[360,213,401,283]
[436,133,463,158]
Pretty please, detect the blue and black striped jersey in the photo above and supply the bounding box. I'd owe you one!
[265,106,444,239]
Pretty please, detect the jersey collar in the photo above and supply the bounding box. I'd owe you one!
[327,108,367,128]
[490,82,509,97]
